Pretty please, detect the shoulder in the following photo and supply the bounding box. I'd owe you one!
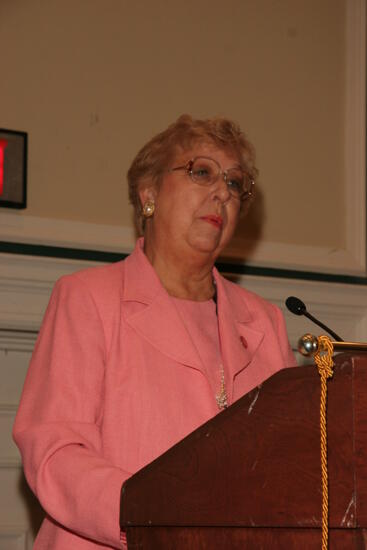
[43,260,127,354]
[48,260,127,332]
[55,260,126,299]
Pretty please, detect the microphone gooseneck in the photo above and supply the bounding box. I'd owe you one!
[285,296,344,342]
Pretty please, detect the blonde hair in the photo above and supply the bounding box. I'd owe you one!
[127,114,258,234]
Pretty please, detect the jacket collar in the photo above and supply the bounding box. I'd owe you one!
[123,239,203,370]
[122,239,264,400]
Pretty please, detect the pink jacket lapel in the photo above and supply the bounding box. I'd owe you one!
[122,241,204,372]
[213,268,264,400]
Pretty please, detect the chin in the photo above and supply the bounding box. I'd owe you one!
[189,235,227,257]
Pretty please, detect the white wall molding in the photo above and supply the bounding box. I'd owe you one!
[0,253,101,330]
[0,460,22,473]
[1,253,366,352]
[1,212,366,276]
[0,404,18,413]
[0,404,21,469]
[0,456,22,470]
[344,0,366,274]
[0,528,27,550]
[0,212,136,254]
[0,331,37,353]
[227,239,366,275]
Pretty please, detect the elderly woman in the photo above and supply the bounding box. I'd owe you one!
[13,115,296,549]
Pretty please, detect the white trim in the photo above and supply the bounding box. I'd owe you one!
[0,211,136,253]
[0,405,21,468]
[1,253,367,347]
[0,458,22,469]
[0,211,366,276]
[0,331,37,352]
[0,252,103,330]
[344,0,366,273]
[0,404,18,413]
[226,239,365,275]
[0,528,27,549]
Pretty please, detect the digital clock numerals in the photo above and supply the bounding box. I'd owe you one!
[0,139,8,196]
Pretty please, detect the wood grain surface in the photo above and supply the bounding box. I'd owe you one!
[126,527,367,550]
[121,354,367,548]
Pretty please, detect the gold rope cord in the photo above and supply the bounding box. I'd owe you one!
[314,335,334,550]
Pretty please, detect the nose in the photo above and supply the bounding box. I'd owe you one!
[211,173,231,203]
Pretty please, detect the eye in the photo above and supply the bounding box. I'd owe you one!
[191,161,213,182]
[227,178,242,191]
[193,167,210,178]
[226,170,244,195]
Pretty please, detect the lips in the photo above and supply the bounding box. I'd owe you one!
[200,215,223,229]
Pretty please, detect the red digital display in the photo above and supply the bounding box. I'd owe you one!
[0,139,8,196]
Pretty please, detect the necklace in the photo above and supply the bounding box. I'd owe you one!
[215,364,228,410]
[212,278,227,410]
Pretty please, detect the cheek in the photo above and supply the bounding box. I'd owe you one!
[226,205,240,231]
[156,189,198,231]
[167,190,205,222]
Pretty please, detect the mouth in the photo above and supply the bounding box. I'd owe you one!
[200,215,223,229]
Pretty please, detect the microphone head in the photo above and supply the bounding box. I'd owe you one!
[285,296,307,316]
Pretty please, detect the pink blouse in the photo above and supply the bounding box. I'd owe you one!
[172,297,225,407]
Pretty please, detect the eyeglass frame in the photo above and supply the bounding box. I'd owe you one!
[169,156,255,201]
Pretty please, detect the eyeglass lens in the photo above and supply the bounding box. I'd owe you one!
[190,157,250,198]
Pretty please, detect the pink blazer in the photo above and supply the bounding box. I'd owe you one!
[13,239,296,549]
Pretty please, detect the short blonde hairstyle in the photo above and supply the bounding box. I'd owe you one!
[127,114,258,235]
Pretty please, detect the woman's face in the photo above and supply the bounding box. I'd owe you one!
[141,143,242,262]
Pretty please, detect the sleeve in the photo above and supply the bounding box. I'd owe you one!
[273,304,298,368]
[13,275,129,548]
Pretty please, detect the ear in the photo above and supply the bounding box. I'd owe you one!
[138,184,157,208]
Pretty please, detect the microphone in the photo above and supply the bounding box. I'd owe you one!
[285,296,344,342]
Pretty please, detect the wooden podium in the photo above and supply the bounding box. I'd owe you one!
[120,354,367,548]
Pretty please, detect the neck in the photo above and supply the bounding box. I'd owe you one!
[143,234,216,301]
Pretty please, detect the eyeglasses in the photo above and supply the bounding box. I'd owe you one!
[169,156,254,200]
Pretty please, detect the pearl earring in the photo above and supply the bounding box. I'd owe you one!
[143,200,155,218]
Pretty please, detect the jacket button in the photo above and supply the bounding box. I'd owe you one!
[240,336,248,348]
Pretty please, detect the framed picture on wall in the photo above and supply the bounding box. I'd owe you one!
[0,128,27,209]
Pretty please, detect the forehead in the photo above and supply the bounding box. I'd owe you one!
[174,142,241,168]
